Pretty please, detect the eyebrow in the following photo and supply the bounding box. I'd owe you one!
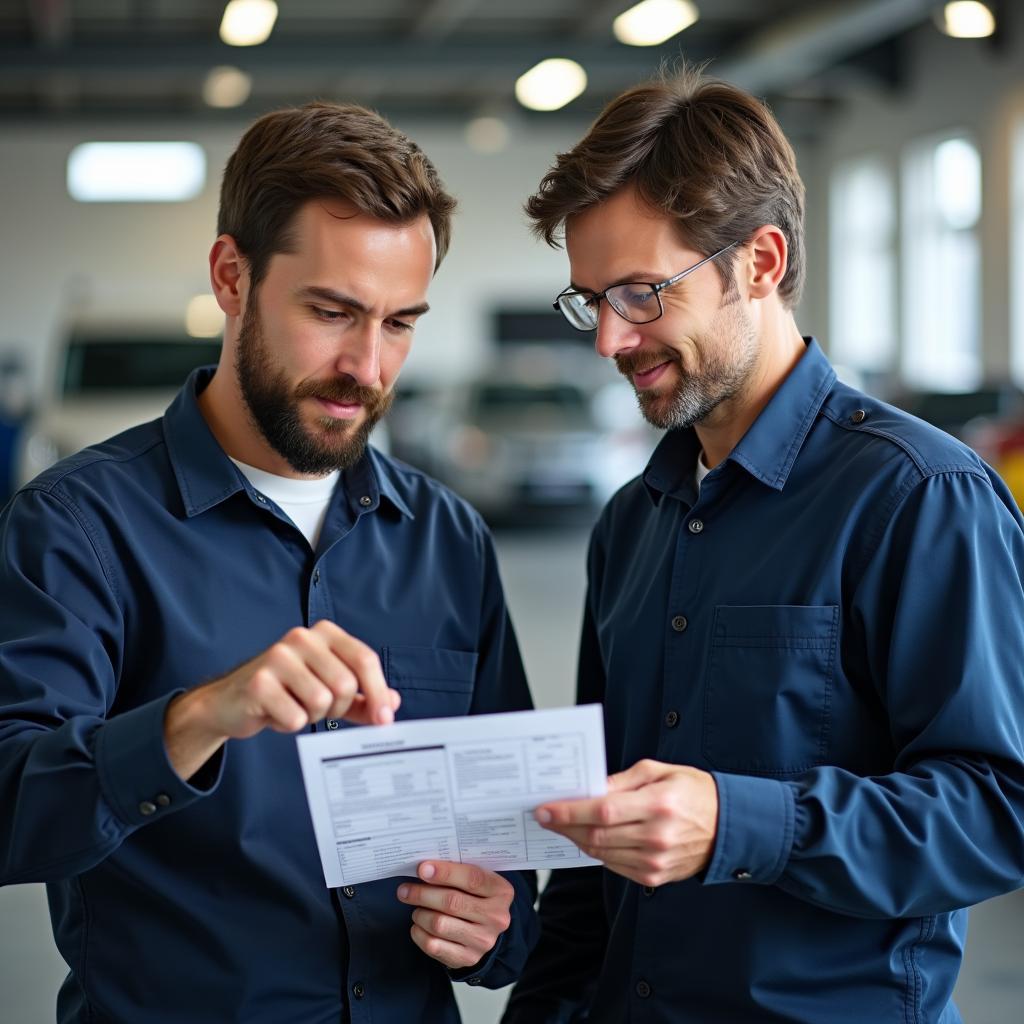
[568,272,668,292]
[297,285,430,318]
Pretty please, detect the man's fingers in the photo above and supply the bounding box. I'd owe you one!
[313,620,395,724]
[551,822,652,851]
[416,860,511,899]
[535,791,646,830]
[607,758,678,793]
[409,922,481,970]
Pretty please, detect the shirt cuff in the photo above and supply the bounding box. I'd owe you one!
[94,690,225,828]
[703,772,795,886]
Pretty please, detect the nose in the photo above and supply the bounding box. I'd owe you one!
[335,321,382,387]
[593,302,642,360]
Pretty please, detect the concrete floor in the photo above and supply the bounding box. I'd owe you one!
[2,525,1022,1022]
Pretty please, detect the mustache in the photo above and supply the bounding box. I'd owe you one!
[614,349,679,377]
[294,376,390,412]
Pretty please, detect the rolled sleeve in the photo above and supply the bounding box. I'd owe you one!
[704,772,795,886]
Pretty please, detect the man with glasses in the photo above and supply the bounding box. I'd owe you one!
[502,68,1024,1024]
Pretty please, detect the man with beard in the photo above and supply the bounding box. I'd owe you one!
[501,69,1024,1024]
[0,103,537,1023]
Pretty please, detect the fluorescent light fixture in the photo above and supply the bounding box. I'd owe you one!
[203,66,252,108]
[220,0,278,47]
[67,142,206,203]
[465,116,510,154]
[515,59,587,112]
[613,0,699,46]
[940,1,995,38]
[185,295,225,338]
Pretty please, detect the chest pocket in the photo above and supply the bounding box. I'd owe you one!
[384,645,478,720]
[702,605,838,775]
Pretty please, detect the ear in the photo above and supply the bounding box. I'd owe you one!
[743,225,788,300]
[209,234,248,317]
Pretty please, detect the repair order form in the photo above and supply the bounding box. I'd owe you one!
[297,704,606,887]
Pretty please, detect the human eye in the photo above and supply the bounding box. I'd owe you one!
[624,285,656,306]
[311,305,348,323]
[385,317,415,334]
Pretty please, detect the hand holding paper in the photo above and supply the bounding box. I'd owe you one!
[297,705,607,886]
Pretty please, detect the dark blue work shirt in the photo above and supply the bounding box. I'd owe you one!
[0,368,538,1024]
[504,340,1024,1024]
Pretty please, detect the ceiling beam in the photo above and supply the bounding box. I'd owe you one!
[713,0,938,94]
[0,37,662,82]
[410,0,482,40]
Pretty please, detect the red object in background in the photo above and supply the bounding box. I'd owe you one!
[992,423,1024,510]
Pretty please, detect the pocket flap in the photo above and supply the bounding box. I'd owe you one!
[712,605,838,648]
[384,645,478,692]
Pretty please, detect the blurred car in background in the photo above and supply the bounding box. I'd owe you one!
[17,329,222,486]
[410,364,659,525]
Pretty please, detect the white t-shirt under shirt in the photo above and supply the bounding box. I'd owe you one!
[230,458,339,549]
[696,451,711,491]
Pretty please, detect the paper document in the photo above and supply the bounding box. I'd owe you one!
[296,704,607,887]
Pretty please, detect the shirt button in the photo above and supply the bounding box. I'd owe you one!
[352,982,365,999]
[342,886,356,898]
[641,885,655,897]
[359,495,373,507]
[313,569,321,586]
[466,976,483,986]
[733,868,753,881]
[671,614,688,632]
[636,979,652,999]
[688,518,704,534]
[138,801,157,816]
[664,710,679,728]
[327,719,340,730]
[155,793,171,808]
[850,409,867,424]
[254,492,267,503]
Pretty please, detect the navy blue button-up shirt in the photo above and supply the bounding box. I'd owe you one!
[0,368,538,1024]
[504,340,1024,1024]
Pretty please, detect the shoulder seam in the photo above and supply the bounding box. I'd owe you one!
[25,434,166,494]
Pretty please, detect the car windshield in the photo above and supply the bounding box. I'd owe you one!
[470,383,593,429]
[62,338,222,395]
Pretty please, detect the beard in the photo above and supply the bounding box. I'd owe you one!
[615,300,758,430]
[235,303,393,475]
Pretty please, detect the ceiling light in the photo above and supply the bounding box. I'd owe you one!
[940,1,995,38]
[515,59,587,112]
[185,295,224,338]
[67,142,206,203]
[203,66,252,108]
[613,0,699,47]
[219,0,278,47]
[465,116,510,154]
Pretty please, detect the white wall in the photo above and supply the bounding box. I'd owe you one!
[0,117,584,396]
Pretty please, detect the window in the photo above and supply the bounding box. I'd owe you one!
[829,156,897,375]
[901,133,982,391]
[67,142,206,202]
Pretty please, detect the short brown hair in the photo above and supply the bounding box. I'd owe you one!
[526,66,806,308]
[218,102,456,289]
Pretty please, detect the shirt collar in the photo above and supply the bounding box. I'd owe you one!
[643,337,836,503]
[163,366,413,520]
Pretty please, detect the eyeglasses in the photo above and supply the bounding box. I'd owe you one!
[552,240,741,332]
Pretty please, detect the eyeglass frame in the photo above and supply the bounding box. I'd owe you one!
[552,239,742,332]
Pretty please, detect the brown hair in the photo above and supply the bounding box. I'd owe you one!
[218,101,456,289]
[526,66,806,308]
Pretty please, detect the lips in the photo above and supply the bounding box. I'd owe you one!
[315,396,363,420]
[630,361,672,389]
